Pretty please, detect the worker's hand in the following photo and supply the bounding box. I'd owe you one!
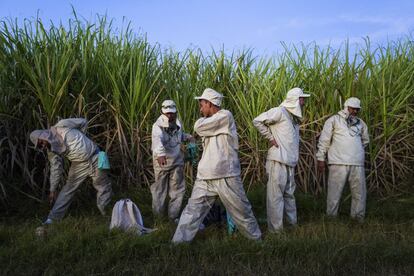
[317,160,326,173]
[270,139,279,148]
[48,191,57,205]
[157,156,167,166]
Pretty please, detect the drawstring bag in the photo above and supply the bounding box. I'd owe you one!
[109,199,155,235]
[98,151,110,170]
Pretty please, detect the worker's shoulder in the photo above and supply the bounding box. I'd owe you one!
[327,113,341,121]
[54,117,86,126]
[218,109,232,116]
[153,115,169,128]
[359,118,368,128]
[217,109,235,121]
[319,114,340,128]
[261,106,281,113]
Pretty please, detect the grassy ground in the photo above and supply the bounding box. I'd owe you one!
[1,186,414,275]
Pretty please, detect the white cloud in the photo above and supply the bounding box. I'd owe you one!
[257,14,414,45]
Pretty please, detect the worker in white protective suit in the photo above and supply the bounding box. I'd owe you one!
[316,97,369,221]
[172,88,262,243]
[151,100,193,221]
[253,87,310,232]
[30,118,112,224]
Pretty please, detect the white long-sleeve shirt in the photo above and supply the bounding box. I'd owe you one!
[194,109,241,180]
[47,152,64,192]
[316,112,369,166]
[48,118,98,191]
[54,118,98,162]
[253,106,300,167]
[151,115,190,169]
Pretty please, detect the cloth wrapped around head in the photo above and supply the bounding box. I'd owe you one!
[30,127,66,154]
[280,87,310,118]
[341,97,362,126]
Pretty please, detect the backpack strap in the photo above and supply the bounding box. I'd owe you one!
[131,201,144,226]
[125,199,147,234]
[128,199,157,234]
[125,199,138,226]
[109,200,125,229]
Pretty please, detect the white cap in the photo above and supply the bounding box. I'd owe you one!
[161,100,177,113]
[29,128,66,153]
[280,87,310,109]
[344,97,361,109]
[279,87,310,118]
[286,87,310,100]
[194,88,224,107]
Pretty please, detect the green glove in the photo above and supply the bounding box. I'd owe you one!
[186,143,198,166]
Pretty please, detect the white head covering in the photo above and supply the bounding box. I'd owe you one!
[280,87,310,118]
[340,97,362,125]
[344,97,361,109]
[194,88,223,107]
[161,100,177,113]
[30,127,66,154]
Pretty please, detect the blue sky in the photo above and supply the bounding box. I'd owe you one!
[1,0,414,56]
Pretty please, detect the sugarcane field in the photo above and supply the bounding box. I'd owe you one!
[0,5,414,276]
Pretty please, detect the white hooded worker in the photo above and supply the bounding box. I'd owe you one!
[172,88,262,243]
[253,87,310,232]
[151,100,193,221]
[316,97,369,221]
[30,118,112,225]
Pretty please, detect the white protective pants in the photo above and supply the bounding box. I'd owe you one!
[48,155,112,220]
[150,165,185,220]
[172,176,262,243]
[266,160,297,232]
[326,165,366,220]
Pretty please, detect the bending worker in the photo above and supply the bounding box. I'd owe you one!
[253,87,310,232]
[172,88,262,243]
[30,118,112,224]
[151,100,193,221]
[316,97,369,221]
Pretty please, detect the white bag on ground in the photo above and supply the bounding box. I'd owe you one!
[109,199,155,235]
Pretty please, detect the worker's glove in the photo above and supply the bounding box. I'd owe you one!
[186,143,198,166]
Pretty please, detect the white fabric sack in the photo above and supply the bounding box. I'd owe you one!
[109,199,154,235]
